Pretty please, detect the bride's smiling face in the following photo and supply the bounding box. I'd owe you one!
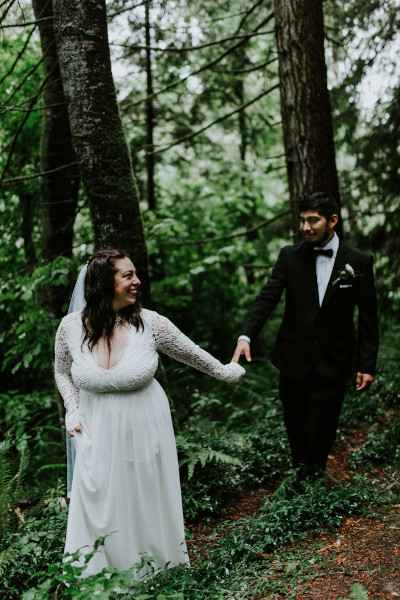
[112,257,141,312]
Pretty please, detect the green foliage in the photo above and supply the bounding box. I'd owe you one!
[338,582,369,600]
[18,479,387,600]
[350,416,400,467]
[0,437,29,544]
[340,353,400,427]
[0,390,66,495]
[176,434,242,480]
[0,255,87,388]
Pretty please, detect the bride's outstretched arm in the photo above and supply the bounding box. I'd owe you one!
[54,323,81,433]
[149,311,245,383]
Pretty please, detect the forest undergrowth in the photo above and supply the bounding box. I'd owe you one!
[0,338,399,600]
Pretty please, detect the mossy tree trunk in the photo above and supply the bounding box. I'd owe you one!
[32,0,80,316]
[274,0,342,241]
[53,0,150,303]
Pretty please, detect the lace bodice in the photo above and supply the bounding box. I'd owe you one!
[55,309,245,431]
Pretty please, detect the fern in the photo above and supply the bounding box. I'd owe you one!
[0,439,29,542]
[0,544,17,576]
[338,583,369,600]
[176,435,242,480]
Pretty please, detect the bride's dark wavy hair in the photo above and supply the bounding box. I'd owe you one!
[81,249,143,351]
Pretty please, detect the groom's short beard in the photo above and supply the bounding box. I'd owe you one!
[305,223,331,247]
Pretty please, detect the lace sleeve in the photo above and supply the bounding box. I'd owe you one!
[150,312,245,383]
[54,322,81,431]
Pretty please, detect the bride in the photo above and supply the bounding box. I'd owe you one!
[55,249,245,578]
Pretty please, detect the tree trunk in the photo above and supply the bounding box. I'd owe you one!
[19,191,37,274]
[145,0,156,211]
[32,0,80,316]
[274,0,342,241]
[53,0,150,303]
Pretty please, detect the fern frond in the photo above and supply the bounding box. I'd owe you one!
[0,543,17,576]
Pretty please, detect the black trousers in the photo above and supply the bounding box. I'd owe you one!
[279,371,347,472]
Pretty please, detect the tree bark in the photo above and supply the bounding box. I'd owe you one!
[32,0,80,315]
[53,0,150,303]
[145,0,156,212]
[274,0,342,241]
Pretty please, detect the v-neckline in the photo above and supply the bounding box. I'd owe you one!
[91,327,133,372]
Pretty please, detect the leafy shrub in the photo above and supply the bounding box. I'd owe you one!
[349,416,400,467]
[0,391,66,493]
[20,478,387,600]
[340,356,400,427]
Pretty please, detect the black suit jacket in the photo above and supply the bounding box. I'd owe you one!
[241,240,379,383]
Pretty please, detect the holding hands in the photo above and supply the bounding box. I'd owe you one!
[232,339,252,364]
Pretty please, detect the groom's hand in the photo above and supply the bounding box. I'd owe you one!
[356,372,374,391]
[232,340,252,363]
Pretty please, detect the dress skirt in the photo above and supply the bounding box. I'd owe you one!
[65,378,189,578]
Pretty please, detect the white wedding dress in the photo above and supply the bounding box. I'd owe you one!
[54,308,244,578]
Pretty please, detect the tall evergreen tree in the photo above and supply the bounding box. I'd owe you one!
[274,0,342,240]
[53,0,150,302]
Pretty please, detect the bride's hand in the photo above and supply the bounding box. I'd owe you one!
[68,426,83,437]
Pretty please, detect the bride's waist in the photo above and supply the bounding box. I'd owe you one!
[78,378,155,398]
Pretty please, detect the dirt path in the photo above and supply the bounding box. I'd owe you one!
[186,420,400,599]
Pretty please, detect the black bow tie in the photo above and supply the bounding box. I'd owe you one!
[314,248,333,258]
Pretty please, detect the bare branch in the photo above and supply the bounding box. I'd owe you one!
[0,0,18,25]
[161,210,291,246]
[149,84,279,156]
[121,12,275,111]
[0,100,64,114]
[214,56,277,75]
[0,16,52,28]
[114,29,274,53]
[107,0,149,19]
[0,25,36,86]
[1,162,79,185]
[234,0,265,35]
[3,53,47,106]
[0,62,58,184]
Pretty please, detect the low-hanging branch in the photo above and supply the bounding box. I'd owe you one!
[0,16,52,28]
[0,63,58,184]
[107,0,150,19]
[3,51,48,107]
[0,0,18,25]
[121,11,275,112]
[0,100,65,114]
[0,25,36,86]
[149,84,279,156]
[1,161,79,186]
[0,78,61,115]
[214,56,277,75]
[115,29,274,53]
[234,0,265,36]
[161,209,291,246]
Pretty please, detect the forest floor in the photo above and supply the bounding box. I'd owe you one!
[186,414,400,600]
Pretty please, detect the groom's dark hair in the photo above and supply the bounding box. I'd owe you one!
[299,192,339,221]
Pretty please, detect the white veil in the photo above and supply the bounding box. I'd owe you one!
[66,263,87,497]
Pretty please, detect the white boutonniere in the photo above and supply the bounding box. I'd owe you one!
[332,263,361,286]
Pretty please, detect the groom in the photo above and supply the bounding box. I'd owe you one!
[232,192,379,479]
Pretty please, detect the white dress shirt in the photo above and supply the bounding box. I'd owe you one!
[315,232,339,305]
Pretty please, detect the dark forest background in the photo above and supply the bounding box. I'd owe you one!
[0,1,399,598]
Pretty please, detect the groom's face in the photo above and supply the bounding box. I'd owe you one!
[300,210,336,247]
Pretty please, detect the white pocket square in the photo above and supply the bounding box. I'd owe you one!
[340,284,352,288]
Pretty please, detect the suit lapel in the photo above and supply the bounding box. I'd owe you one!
[320,241,350,309]
[302,244,320,309]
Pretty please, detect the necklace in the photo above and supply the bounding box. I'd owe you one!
[114,316,124,327]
